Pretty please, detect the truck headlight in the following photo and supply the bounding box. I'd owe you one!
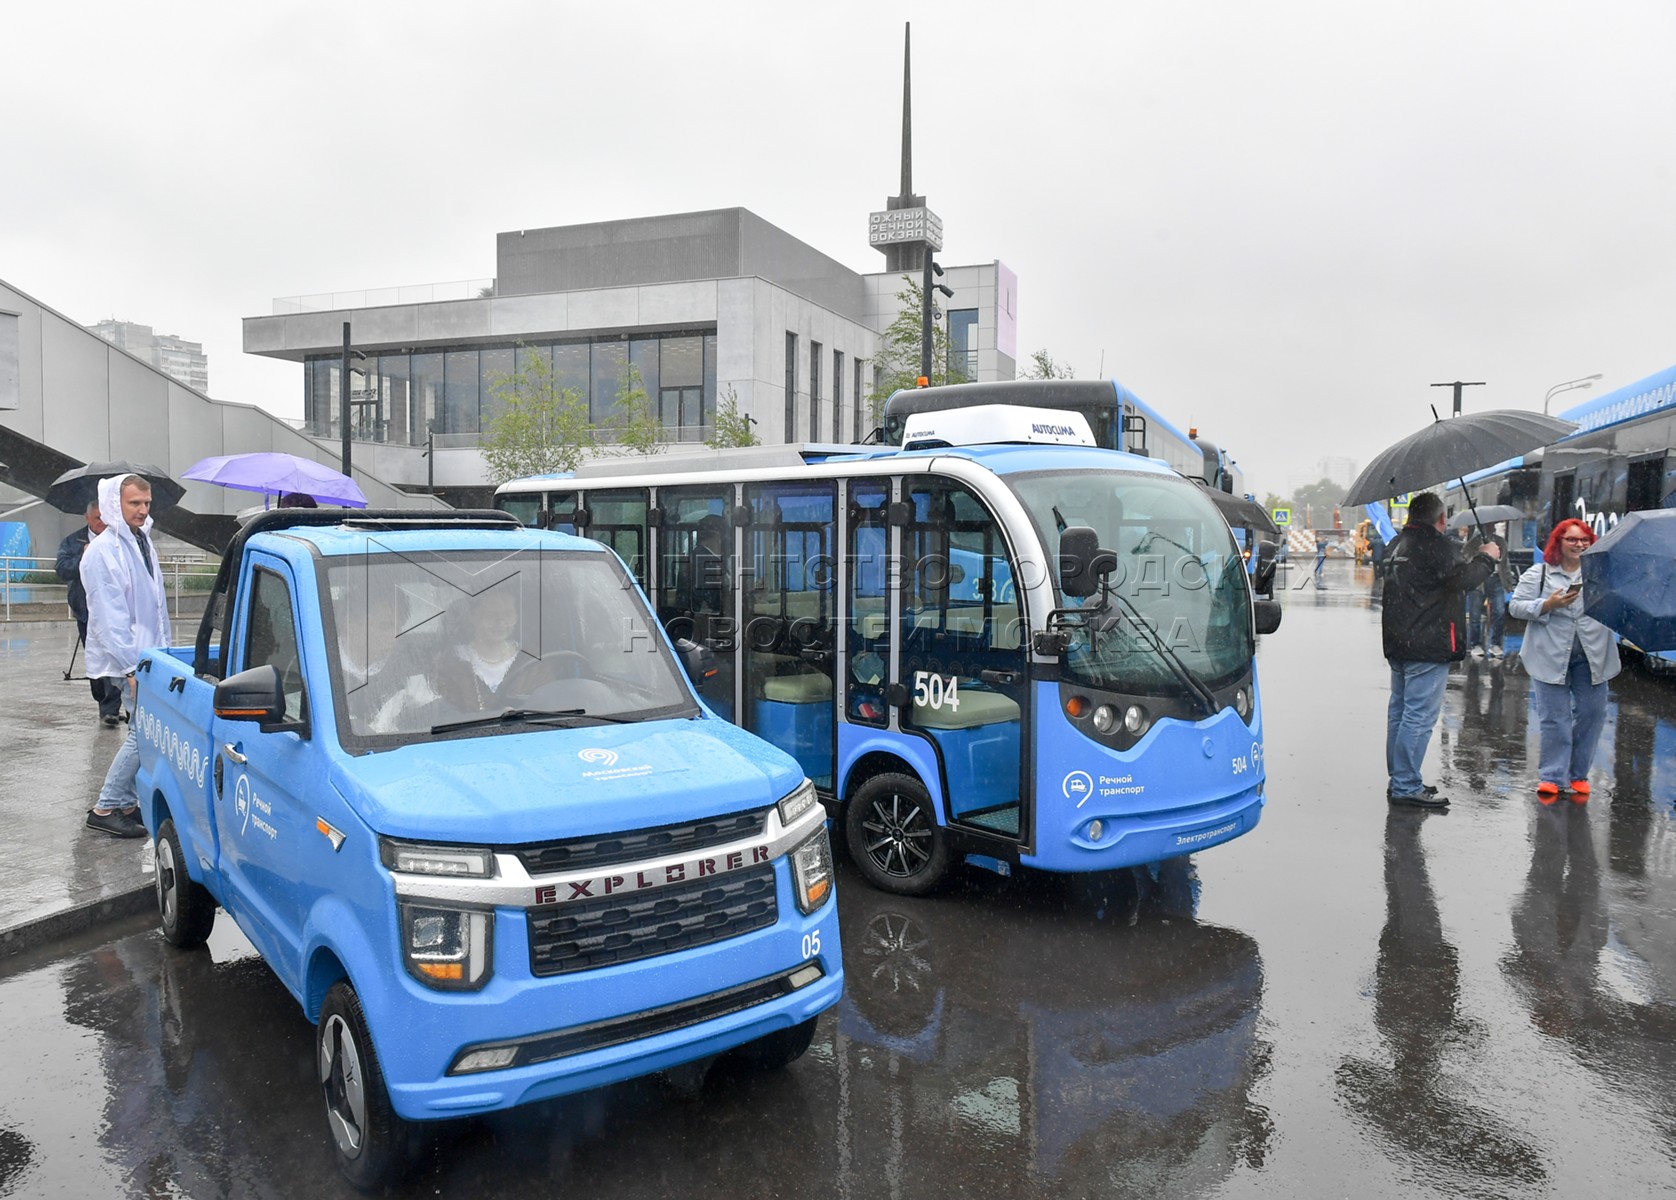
[380,838,494,878]
[777,779,819,827]
[399,902,493,990]
[790,826,834,915]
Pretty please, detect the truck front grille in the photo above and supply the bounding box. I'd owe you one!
[527,865,778,977]
[512,809,768,875]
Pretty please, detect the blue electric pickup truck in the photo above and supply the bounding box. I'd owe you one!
[133,509,840,1188]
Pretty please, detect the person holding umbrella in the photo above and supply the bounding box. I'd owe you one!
[54,499,124,726]
[1507,519,1620,802]
[1381,492,1501,809]
[81,474,172,838]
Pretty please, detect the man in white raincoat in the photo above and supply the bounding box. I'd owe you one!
[82,474,172,837]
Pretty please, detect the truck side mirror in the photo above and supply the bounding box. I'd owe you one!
[674,637,718,689]
[1254,599,1283,636]
[1059,526,1117,598]
[1253,539,1279,597]
[214,663,287,728]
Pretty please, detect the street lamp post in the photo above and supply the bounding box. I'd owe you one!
[1544,373,1603,415]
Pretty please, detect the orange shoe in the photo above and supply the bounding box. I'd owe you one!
[1537,781,1561,805]
[1569,780,1590,803]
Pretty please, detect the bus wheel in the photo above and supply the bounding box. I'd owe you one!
[846,773,951,896]
[731,1015,818,1070]
[319,981,415,1191]
[156,818,216,948]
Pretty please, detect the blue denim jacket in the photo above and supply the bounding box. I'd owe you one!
[1507,561,1620,686]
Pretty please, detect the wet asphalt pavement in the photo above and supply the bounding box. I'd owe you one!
[2,559,1675,1197]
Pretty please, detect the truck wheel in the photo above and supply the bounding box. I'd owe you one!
[731,1015,818,1070]
[845,772,951,896]
[155,818,216,948]
[318,981,414,1191]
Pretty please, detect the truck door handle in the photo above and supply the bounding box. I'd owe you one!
[221,743,247,765]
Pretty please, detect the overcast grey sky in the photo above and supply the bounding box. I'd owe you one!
[4,0,1673,499]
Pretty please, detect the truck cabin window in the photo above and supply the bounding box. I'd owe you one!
[323,549,697,744]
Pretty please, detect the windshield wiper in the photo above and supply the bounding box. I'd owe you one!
[430,708,635,735]
[1098,591,1219,716]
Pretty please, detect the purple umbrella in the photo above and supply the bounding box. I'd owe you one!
[182,452,368,507]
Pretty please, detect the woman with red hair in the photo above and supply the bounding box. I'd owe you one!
[1507,518,1620,801]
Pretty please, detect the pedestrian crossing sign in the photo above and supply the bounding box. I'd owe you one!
[1272,507,1292,526]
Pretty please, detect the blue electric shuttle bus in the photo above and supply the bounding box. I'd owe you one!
[496,407,1281,895]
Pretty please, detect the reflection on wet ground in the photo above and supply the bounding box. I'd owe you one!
[1,573,1675,1197]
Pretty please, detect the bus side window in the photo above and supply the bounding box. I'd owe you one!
[847,481,890,726]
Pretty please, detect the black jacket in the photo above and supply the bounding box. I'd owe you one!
[1381,522,1496,662]
[55,524,93,624]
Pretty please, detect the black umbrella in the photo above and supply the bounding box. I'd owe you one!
[44,460,185,515]
[1581,510,1676,651]
[1343,409,1576,509]
[1445,504,1524,530]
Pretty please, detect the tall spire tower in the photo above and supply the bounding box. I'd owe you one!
[869,22,943,273]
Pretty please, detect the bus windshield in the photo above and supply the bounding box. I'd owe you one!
[1008,470,1254,693]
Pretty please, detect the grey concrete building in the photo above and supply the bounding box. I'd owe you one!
[89,319,210,394]
[243,207,1018,505]
[0,278,439,560]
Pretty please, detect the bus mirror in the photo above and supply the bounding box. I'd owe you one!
[1059,527,1117,598]
[1254,600,1283,636]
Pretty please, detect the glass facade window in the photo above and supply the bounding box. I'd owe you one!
[553,342,590,403]
[379,353,411,445]
[591,341,628,427]
[630,339,660,415]
[479,348,515,428]
[948,309,979,383]
[833,349,844,442]
[809,341,822,445]
[703,334,718,430]
[304,330,718,447]
[854,358,866,442]
[444,350,480,434]
[412,353,444,438]
[784,332,798,442]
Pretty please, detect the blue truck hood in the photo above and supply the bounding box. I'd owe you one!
[331,717,803,844]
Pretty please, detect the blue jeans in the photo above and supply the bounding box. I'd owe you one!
[1530,657,1609,785]
[97,725,141,812]
[1466,582,1507,651]
[1387,660,1450,796]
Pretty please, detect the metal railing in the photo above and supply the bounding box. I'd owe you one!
[0,555,221,623]
[271,279,496,315]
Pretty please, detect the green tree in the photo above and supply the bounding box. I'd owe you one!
[865,274,966,424]
[605,362,664,456]
[480,350,592,485]
[1289,477,1345,523]
[1020,349,1075,380]
[706,383,759,448]
[1261,492,1288,517]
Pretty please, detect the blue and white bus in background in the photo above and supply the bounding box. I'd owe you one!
[882,378,1246,496]
[883,379,1275,590]
[1444,363,1676,664]
[496,406,1281,896]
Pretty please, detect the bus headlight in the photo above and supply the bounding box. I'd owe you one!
[791,826,834,915]
[1123,704,1149,735]
[778,779,819,827]
[1092,704,1117,734]
[1233,688,1250,717]
[399,903,493,990]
